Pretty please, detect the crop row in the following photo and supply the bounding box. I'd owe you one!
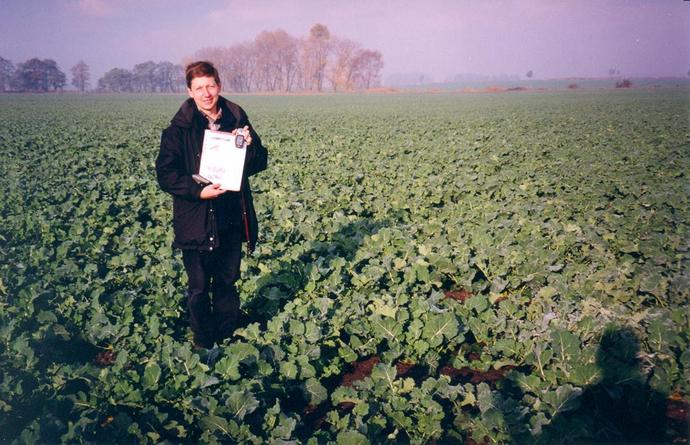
[0,91,688,444]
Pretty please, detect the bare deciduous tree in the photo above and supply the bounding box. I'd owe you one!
[351,49,384,90]
[186,24,382,93]
[254,30,299,92]
[276,30,299,92]
[70,60,90,92]
[255,31,281,91]
[229,42,257,93]
[189,44,257,93]
[328,38,361,92]
[186,46,228,85]
[301,23,331,91]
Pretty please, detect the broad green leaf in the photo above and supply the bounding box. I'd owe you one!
[414,340,430,356]
[417,265,430,283]
[353,402,370,417]
[570,363,600,386]
[422,313,459,347]
[272,413,297,440]
[289,320,305,336]
[550,329,581,362]
[303,378,328,405]
[304,321,322,343]
[331,386,360,404]
[646,316,676,352]
[537,286,558,299]
[371,363,397,391]
[477,383,495,414]
[512,373,544,395]
[493,338,522,358]
[338,344,358,362]
[226,390,259,420]
[371,316,401,342]
[371,298,397,318]
[279,362,298,379]
[542,384,582,415]
[215,355,242,380]
[400,377,415,393]
[337,431,369,445]
[466,294,489,313]
[200,415,230,436]
[143,361,161,389]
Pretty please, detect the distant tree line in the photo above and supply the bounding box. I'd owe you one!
[97,61,185,93]
[0,55,183,93]
[0,56,94,93]
[1,23,382,93]
[0,57,68,92]
[191,24,383,92]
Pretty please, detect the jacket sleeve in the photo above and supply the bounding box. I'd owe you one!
[156,126,203,200]
[239,108,268,177]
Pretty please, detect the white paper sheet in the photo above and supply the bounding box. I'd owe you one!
[198,129,247,192]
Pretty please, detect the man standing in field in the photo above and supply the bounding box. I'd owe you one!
[156,61,268,349]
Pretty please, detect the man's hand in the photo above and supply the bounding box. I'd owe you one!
[233,126,253,146]
[200,183,227,199]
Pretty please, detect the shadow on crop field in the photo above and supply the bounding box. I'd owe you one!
[587,327,669,441]
[500,326,682,444]
[0,331,103,440]
[241,218,389,328]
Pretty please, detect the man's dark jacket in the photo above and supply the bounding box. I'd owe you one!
[156,96,268,253]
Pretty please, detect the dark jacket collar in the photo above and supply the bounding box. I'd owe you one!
[170,96,237,130]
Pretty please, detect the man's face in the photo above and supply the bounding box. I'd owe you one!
[187,76,220,114]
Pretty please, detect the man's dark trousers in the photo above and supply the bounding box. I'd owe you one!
[181,231,242,347]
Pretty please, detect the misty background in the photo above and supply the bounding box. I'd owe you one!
[0,0,688,90]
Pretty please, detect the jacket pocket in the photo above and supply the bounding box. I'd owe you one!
[173,199,207,244]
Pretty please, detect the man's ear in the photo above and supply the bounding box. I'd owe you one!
[187,87,193,98]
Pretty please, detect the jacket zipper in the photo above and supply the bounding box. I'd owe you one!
[240,192,251,254]
[209,200,219,251]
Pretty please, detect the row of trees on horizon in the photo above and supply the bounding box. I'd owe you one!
[191,24,383,93]
[0,24,383,94]
[0,56,183,94]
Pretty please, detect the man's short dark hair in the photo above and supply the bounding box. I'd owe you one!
[185,61,221,88]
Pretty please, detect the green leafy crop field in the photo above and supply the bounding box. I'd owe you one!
[1,90,688,444]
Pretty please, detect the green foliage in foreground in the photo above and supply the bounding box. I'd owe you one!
[0,91,688,444]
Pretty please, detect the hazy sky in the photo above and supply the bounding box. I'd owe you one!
[1,0,688,84]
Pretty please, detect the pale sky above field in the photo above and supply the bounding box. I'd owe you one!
[0,0,687,84]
